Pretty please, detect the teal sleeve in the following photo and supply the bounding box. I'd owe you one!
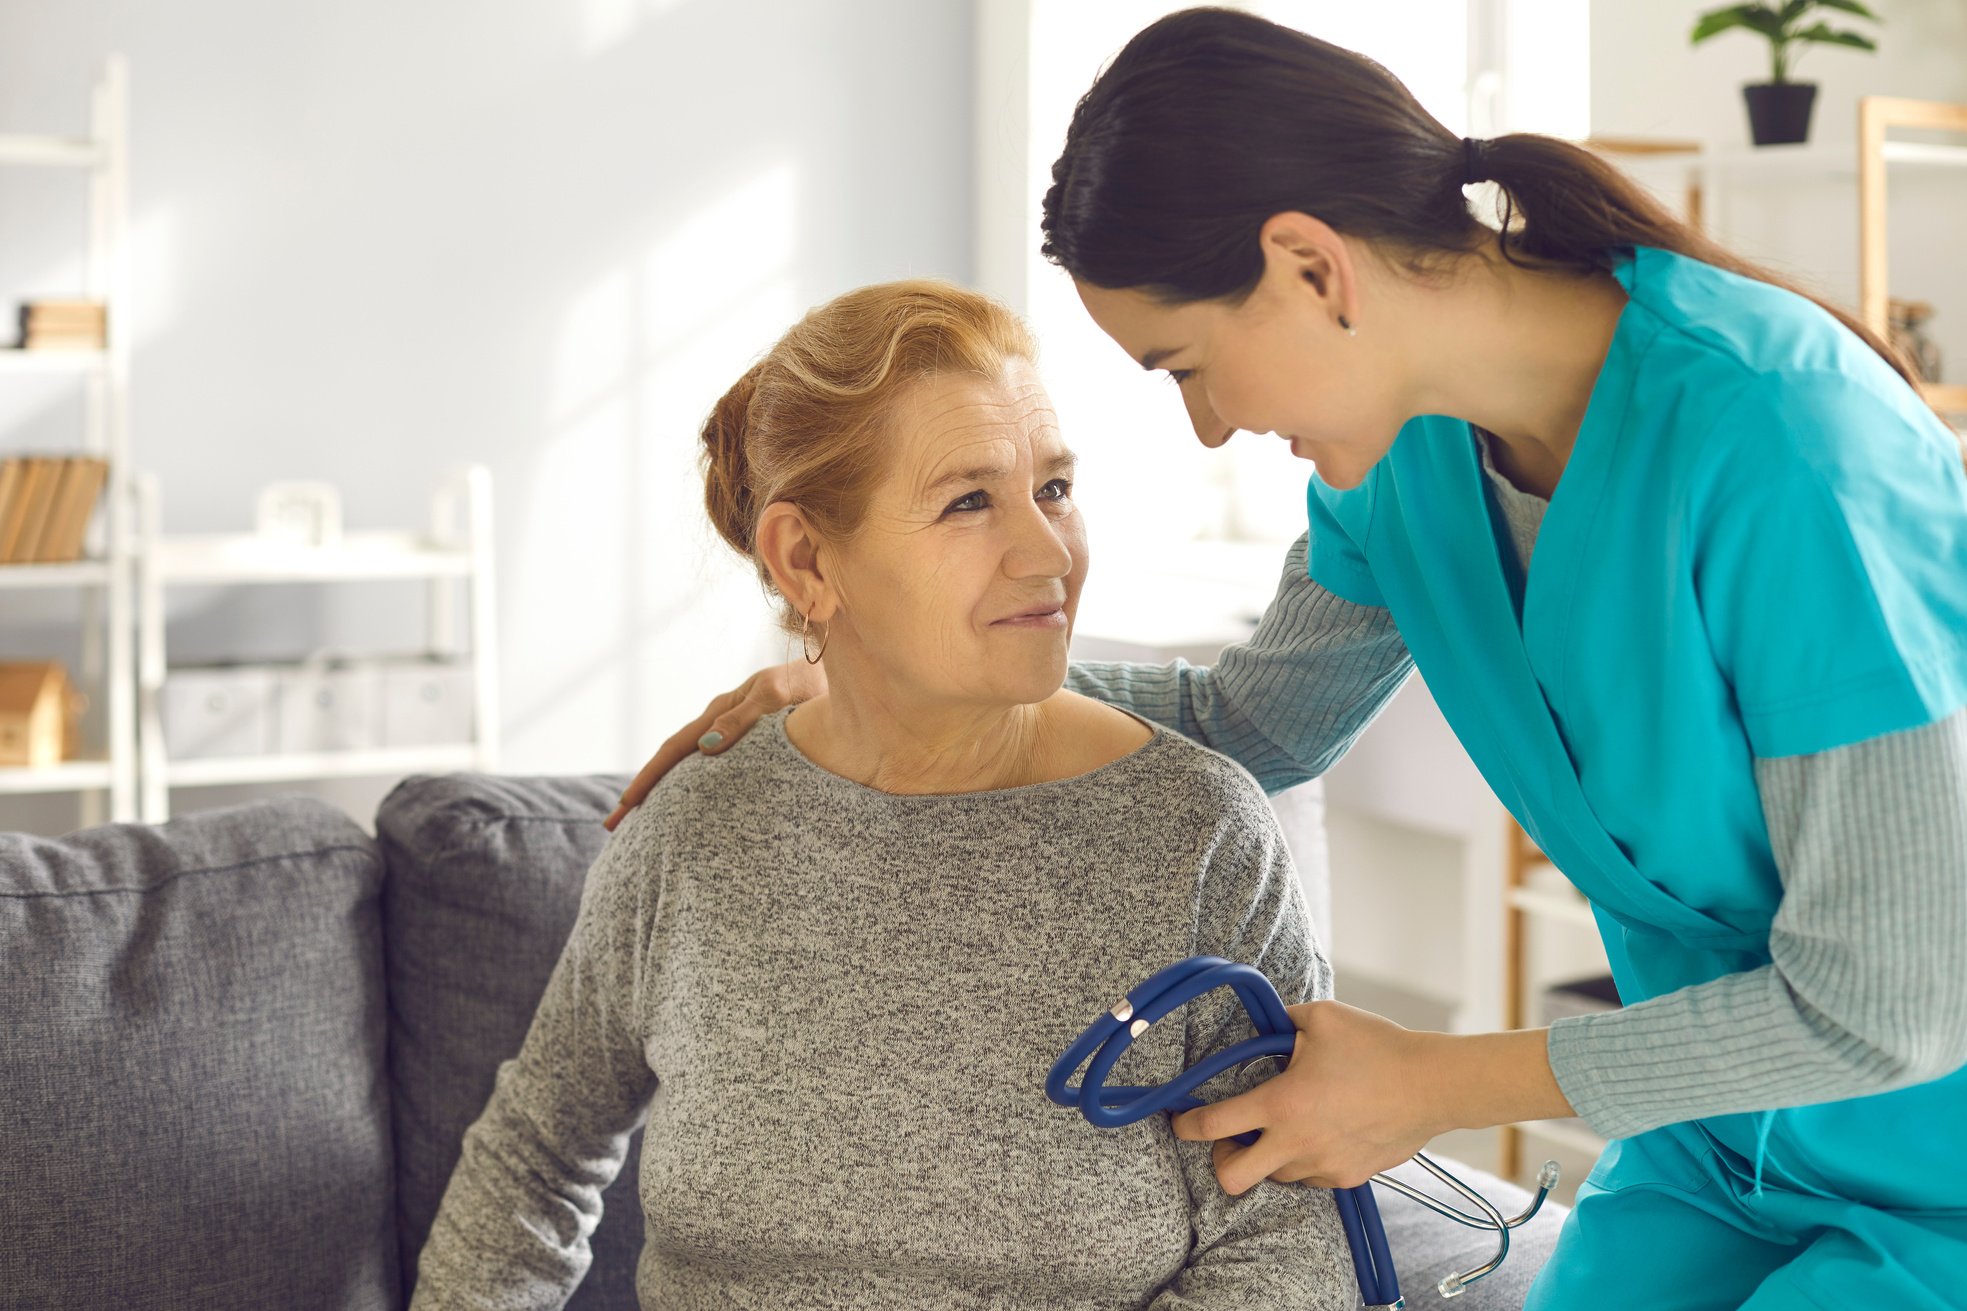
[1304,476,1384,609]
[1693,370,1967,758]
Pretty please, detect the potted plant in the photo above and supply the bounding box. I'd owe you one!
[1690,0,1882,146]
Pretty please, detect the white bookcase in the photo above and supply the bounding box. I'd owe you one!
[134,466,501,823]
[0,56,136,823]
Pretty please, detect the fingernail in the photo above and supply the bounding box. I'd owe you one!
[698,731,724,750]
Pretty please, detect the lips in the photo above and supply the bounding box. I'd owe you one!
[993,603,1067,625]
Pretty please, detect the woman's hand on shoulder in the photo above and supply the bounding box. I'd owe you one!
[603,661,827,830]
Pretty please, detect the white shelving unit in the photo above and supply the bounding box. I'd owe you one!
[134,465,501,823]
[0,57,136,822]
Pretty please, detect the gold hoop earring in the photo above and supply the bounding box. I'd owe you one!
[801,611,830,664]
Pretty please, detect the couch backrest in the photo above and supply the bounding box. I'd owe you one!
[376,772,643,1310]
[0,796,400,1310]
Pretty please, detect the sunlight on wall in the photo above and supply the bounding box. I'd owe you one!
[508,166,798,768]
[127,204,179,354]
[580,0,693,58]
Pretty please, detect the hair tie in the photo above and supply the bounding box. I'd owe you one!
[1461,136,1490,186]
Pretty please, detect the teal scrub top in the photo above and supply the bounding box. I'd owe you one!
[1306,244,1967,1211]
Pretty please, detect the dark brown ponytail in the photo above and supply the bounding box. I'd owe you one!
[1041,7,1919,391]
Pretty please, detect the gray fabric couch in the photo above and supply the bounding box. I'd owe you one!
[0,773,1567,1309]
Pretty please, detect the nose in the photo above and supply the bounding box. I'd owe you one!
[1180,380,1234,449]
[1003,495,1074,581]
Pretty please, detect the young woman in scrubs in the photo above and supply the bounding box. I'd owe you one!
[605,9,1967,1306]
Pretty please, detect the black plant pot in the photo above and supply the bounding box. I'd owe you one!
[1743,82,1818,146]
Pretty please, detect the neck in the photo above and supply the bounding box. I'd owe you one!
[786,666,1054,795]
[1401,246,1628,499]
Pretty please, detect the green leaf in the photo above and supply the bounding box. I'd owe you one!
[1692,4,1775,43]
[1811,0,1882,22]
[1779,0,1811,23]
[1738,6,1791,38]
[1794,22,1879,49]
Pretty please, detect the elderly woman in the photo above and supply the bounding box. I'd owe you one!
[410,281,1355,1310]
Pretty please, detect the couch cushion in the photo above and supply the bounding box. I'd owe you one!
[0,796,398,1310]
[377,772,640,1310]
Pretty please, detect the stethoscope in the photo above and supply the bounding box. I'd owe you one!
[1047,955,1560,1307]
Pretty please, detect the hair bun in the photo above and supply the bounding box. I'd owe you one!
[701,360,765,555]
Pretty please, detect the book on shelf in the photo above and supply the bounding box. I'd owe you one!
[14,299,108,351]
[0,454,112,564]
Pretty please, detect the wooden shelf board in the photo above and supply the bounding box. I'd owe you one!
[1588,139,1967,173]
[1921,382,1967,414]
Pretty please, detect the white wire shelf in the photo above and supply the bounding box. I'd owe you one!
[0,348,109,375]
[153,532,474,584]
[0,133,104,168]
[0,559,114,590]
[0,757,115,796]
[162,744,481,788]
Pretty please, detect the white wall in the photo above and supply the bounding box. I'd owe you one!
[0,0,976,830]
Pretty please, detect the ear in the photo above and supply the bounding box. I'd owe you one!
[1256,211,1358,329]
[755,501,841,624]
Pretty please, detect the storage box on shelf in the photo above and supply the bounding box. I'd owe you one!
[135,466,499,822]
[0,57,134,823]
[162,656,476,762]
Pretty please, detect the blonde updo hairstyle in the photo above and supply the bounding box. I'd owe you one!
[701,280,1037,632]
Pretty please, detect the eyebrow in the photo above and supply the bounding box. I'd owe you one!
[1139,348,1181,370]
[922,452,1078,498]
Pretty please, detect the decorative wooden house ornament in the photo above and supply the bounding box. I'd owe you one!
[0,662,87,768]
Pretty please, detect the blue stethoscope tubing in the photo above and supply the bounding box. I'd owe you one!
[1045,955,1402,1308]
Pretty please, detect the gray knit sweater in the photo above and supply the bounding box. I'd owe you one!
[410,708,1357,1311]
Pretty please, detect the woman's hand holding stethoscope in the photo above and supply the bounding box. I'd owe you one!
[1172,997,1575,1197]
[1174,998,1448,1194]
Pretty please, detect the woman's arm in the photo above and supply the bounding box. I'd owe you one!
[1544,707,1967,1139]
[1065,535,1414,794]
[410,814,664,1310]
[1173,712,1967,1192]
[1147,779,1356,1310]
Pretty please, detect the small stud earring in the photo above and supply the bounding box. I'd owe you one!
[1338,314,1357,337]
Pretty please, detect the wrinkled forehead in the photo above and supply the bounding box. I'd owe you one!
[887,362,1069,489]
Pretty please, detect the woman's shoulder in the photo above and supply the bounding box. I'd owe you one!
[1051,692,1276,820]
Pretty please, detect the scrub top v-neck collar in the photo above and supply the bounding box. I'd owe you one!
[1456,252,1658,727]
